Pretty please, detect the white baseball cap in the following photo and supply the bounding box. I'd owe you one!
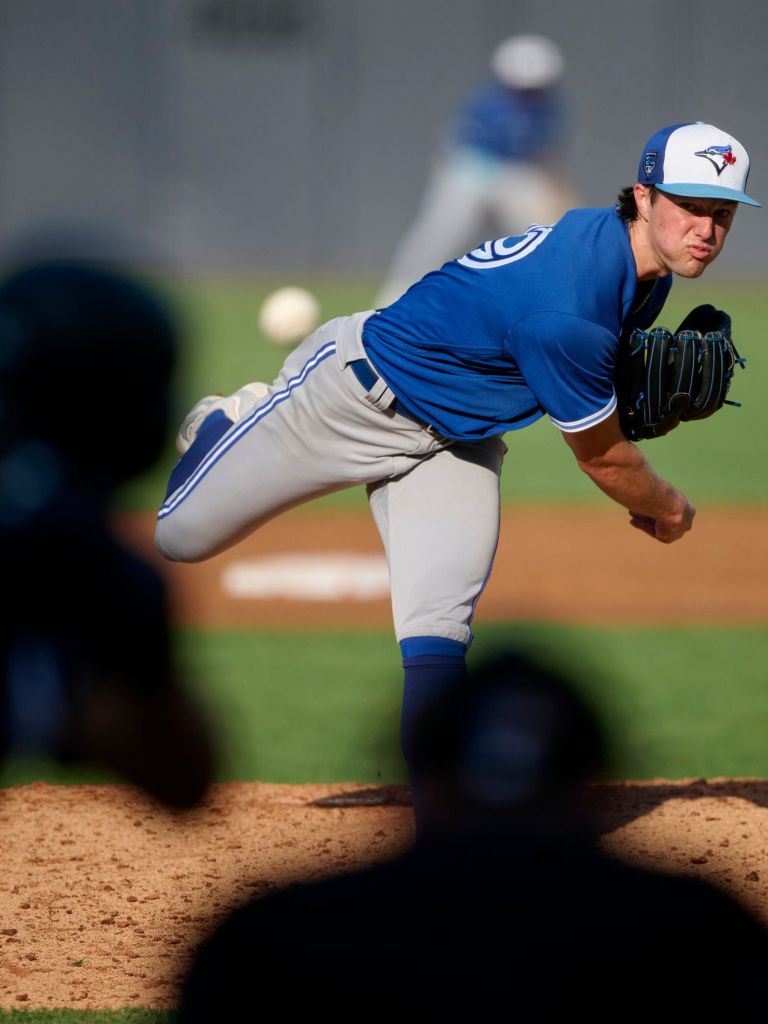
[490,35,564,89]
[638,122,761,207]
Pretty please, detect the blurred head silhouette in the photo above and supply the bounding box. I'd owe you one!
[0,252,213,810]
[408,648,606,837]
[0,259,177,493]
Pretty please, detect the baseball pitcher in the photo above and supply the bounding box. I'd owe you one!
[156,122,759,810]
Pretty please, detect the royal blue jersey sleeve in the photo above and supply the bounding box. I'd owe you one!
[506,311,617,432]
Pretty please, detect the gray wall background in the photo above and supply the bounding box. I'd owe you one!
[0,0,765,275]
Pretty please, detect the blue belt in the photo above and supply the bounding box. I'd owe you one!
[348,356,413,420]
[348,357,380,392]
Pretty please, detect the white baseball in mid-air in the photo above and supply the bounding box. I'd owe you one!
[258,286,320,347]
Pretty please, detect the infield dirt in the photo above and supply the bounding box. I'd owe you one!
[118,504,768,627]
[1,504,766,1009]
[3,779,768,1009]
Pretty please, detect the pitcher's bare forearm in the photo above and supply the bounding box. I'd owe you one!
[561,411,695,543]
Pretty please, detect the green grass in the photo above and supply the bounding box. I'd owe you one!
[0,1012,174,1023]
[482,623,768,780]
[181,622,768,781]
[119,276,768,511]
[4,624,768,788]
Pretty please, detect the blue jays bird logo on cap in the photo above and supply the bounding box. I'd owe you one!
[695,144,737,177]
[642,152,657,178]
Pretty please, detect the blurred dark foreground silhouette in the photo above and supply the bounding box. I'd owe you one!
[179,650,768,1022]
[0,259,214,809]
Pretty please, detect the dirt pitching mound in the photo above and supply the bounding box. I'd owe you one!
[2,778,768,1009]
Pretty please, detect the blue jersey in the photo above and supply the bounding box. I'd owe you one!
[362,207,672,441]
[452,82,562,162]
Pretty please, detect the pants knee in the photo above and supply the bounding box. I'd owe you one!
[154,515,214,563]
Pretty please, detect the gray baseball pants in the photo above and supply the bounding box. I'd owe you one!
[156,312,506,647]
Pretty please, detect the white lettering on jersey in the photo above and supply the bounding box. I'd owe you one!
[458,224,553,269]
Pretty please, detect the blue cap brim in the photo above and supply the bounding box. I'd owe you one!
[656,183,762,208]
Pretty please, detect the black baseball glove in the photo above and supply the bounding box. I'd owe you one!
[615,304,745,441]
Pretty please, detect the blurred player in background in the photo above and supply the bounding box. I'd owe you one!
[0,257,214,808]
[375,34,578,307]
